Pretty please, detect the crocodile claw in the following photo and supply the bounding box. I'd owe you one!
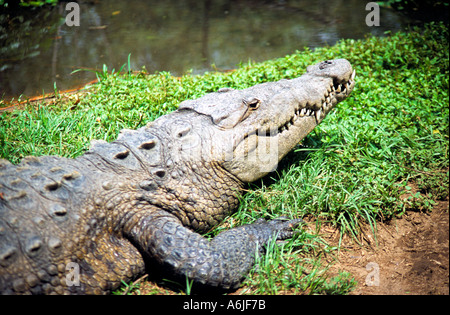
[268,217,304,240]
[246,217,304,243]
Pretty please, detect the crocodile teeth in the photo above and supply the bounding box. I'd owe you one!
[315,109,322,121]
[278,72,347,133]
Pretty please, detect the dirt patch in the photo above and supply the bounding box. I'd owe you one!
[323,200,449,295]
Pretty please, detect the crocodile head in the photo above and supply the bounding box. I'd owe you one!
[175,59,355,183]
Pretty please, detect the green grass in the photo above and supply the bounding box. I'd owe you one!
[1,22,448,295]
[1,0,59,8]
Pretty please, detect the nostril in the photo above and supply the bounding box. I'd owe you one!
[319,60,333,70]
[154,170,166,178]
[177,129,190,138]
[114,150,130,159]
[174,125,191,138]
[139,140,156,150]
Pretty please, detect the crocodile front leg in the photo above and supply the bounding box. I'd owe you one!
[126,209,302,290]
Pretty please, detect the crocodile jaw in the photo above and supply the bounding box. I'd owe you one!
[224,63,356,182]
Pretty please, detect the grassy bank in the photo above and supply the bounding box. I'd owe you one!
[1,22,448,294]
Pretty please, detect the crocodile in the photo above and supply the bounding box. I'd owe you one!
[0,59,355,294]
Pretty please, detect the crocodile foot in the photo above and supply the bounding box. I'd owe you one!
[242,216,305,244]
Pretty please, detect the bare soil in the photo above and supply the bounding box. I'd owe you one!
[322,199,449,295]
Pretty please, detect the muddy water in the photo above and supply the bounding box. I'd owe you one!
[0,0,411,100]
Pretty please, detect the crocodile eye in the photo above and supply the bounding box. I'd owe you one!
[245,98,261,110]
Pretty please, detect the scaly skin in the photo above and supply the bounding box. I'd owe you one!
[0,59,355,294]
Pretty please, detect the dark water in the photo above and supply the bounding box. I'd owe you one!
[0,0,412,101]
